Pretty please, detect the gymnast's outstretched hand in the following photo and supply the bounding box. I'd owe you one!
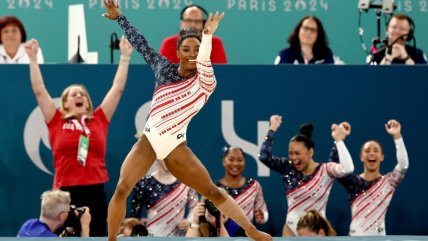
[102,0,121,20]
[203,11,225,35]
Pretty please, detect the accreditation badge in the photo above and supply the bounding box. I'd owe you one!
[77,135,89,166]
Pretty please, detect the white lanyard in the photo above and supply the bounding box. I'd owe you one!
[73,115,90,166]
[71,115,90,136]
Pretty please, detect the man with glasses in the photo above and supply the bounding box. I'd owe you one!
[17,190,91,237]
[373,13,426,65]
[159,4,227,64]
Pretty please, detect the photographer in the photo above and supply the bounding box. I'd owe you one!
[17,189,91,237]
[186,197,231,237]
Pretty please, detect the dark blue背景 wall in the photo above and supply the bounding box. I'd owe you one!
[0,64,427,236]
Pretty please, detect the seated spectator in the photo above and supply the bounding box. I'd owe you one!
[373,14,426,65]
[118,218,148,237]
[17,189,91,237]
[296,210,336,236]
[274,15,334,64]
[0,16,43,64]
[159,4,227,64]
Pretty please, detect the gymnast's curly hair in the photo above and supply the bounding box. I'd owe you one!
[176,29,202,50]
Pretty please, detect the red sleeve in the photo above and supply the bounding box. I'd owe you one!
[211,36,227,64]
[46,109,61,126]
[95,106,110,125]
[159,36,179,64]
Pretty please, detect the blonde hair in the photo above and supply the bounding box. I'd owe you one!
[197,196,219,237]
[199,222,217,237]
[60,84,94,119]
[297,210,336,236]
[40,189,71,219]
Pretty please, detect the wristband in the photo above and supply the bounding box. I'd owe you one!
[120,55,130,61]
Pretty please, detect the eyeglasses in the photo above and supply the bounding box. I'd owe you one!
[182,19,204,25]
[301,25,318,34]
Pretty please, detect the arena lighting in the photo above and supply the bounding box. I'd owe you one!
[358,0,395,13]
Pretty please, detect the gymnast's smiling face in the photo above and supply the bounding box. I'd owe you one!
[177,37,200,72]
[360,141,384,172]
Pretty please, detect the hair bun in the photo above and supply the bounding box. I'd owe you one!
[299,123,314,139]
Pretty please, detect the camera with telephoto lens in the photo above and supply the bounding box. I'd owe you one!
[199,199,221,223]
[58,205,86,237]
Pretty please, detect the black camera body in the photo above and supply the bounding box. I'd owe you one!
[58,205,86,237]
[199,199,220,223]
[70,205,86,215]
[131,224,148,236]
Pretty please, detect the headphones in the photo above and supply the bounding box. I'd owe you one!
[180,4,208,23]
[386,14,415,42]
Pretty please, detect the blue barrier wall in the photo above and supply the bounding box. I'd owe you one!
[1,0,427,64]
[0,64,427,236]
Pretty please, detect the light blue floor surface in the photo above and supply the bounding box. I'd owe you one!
[1,236,427,241]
